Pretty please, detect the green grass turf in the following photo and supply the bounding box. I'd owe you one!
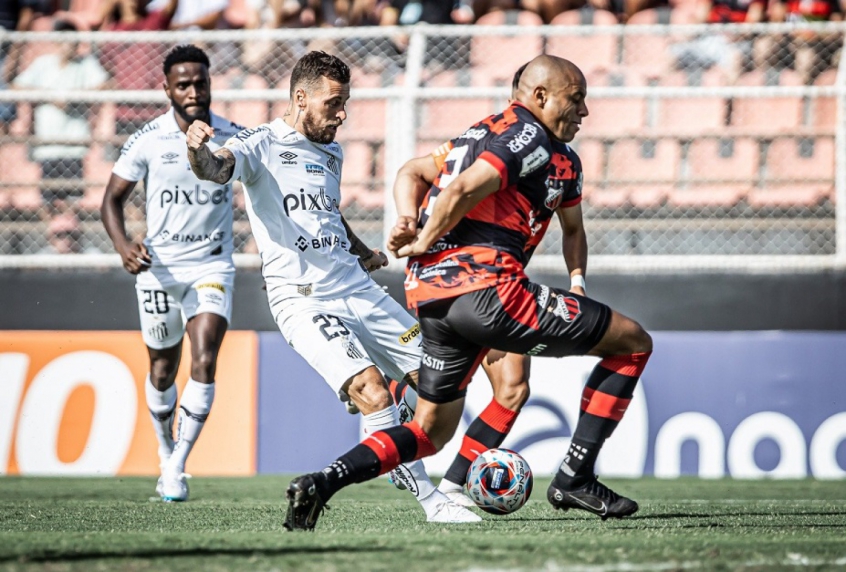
[0,476,844,571]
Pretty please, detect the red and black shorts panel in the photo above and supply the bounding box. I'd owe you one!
[417,279,611,403]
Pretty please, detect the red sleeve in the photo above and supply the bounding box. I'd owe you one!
[478,150,509,191]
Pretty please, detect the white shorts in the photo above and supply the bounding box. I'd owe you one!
[136,265,235,350]
[274,283,422,396]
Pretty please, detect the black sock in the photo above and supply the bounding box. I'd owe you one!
[315,444,382,500]
[553,436,601,489]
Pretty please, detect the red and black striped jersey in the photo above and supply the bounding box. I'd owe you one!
[404,102,582,309]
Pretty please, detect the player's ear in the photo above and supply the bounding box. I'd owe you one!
[534,86,547,108]
[296,88,306,109]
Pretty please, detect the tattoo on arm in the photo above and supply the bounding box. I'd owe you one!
[342,215,373,259]
[188,146,236,184]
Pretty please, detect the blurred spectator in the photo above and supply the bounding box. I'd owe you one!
[40,212,101,254]
[0,0,45,134]
[671,0,765,83]
[12,19,108,209]
[380,0,472,70]
[99,0,178,140]
[766,0,843,83]
[147,0,228,29]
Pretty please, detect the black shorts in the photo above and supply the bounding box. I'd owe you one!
[417,279,611,403]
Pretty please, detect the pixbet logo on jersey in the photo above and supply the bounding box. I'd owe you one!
[283,188,337,216]
[160,185,228,208]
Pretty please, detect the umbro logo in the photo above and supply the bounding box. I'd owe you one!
[161,152,179,164]
[279,151,298,164]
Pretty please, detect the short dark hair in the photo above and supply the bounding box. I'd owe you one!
[512,62,529,96]
[53,19,78,32]
[290,51,351,96]
[163,45,210,77]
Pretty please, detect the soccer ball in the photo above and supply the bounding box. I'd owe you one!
[465,448,533,515]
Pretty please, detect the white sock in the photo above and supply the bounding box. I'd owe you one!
[396,383,418,424]
[437,478,464,494]
[363,404,442,512]
[145,375,177,471]
[167,378,215,476]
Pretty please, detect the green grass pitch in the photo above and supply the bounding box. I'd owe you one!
[1,476,844,571]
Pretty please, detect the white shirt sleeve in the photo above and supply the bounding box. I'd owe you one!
[112,132,148,182]
[13,56,48,88]
[224,127,267,186]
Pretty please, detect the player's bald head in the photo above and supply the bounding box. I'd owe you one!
[515,55,584,102]
[514,55,588,143]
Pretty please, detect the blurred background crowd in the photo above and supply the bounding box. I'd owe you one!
[0,0,842,257]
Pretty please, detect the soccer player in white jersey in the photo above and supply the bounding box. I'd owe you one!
[185,51,479,525]
[101,45,244,502]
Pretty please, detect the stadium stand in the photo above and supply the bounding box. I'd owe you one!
[0,19,840,259]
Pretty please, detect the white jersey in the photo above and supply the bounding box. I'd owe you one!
[113,109,244,268]
[224,118,371,310]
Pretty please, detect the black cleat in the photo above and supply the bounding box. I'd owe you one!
[284,473,329,531]
[547,477,639,520]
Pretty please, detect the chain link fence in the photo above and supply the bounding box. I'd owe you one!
[0,24,843,270]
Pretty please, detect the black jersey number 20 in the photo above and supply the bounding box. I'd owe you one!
[142,290,170,314]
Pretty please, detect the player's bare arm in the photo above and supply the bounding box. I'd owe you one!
[186,120,236,184]
[101,173,151,274]
[396,160,501,258]
[388,154,440,256]
[341,214,388,272]
[557,202,587,296]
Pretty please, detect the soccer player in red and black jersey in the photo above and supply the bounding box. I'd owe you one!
[284,56,653,530]
[384,62,590,509]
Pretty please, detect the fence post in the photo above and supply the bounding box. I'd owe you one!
[835,34,846,264]
[382,28,427,258]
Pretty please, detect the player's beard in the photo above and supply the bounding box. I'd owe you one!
[302,109,339,144]
[172,99,211,126]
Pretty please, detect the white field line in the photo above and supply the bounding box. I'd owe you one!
[463,555,846,572]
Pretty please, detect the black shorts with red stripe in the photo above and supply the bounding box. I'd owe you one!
[417,279,611,403]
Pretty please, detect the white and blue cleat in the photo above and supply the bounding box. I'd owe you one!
[158,472,190,502]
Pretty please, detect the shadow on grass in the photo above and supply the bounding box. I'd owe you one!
[4,545,387,564]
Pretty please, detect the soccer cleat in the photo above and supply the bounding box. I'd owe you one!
[426,500,482,523]
[338,390,360,415]
[284,473,329,531]
[441,488,476,508]
[387,469,407,490]
[161,472,189,502]
[547,477,638,520]
[155,476,165,497]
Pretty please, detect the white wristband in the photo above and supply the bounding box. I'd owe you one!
[570,275,586,291]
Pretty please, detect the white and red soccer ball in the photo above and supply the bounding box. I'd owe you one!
[465,448,533,515]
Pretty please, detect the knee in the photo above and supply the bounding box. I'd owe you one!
[494,377,530,411]
[346,370,391,413]
[190,349,217,382]
[625,322,653,355]
[149,359,178,389]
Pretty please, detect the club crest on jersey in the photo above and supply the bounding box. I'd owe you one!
[545,152,578,209]
[549,294,581,323]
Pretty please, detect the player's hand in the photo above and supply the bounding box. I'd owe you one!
[395,238,430,259]
[186,120,214,151]
[118,242,151,275]
[387,216,418,257]
[361,248,389,272]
